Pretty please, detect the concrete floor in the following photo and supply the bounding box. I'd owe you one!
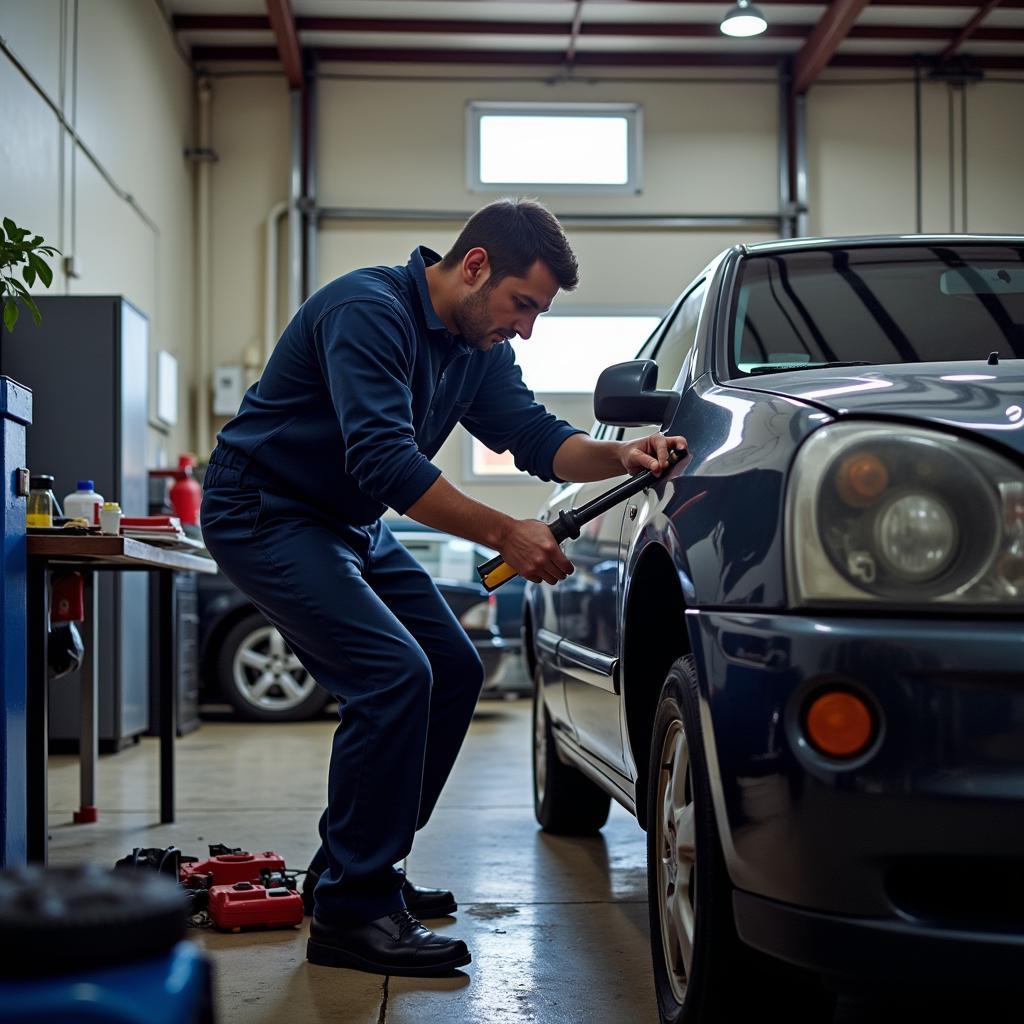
[47,693,659,1024]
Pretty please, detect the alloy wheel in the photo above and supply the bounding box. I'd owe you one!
[656,718,697,1006]
[231,625,315,713]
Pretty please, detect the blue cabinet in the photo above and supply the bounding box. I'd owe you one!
[0,377,31,867]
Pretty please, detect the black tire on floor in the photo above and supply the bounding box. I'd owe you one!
[647,655,833,1024]
[532,664,611,835]
[216,611,331,722]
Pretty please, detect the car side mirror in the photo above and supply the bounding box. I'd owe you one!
[594,359,680,428]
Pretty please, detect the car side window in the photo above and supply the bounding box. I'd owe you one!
[618,280,706,442]
[654,279,706,390]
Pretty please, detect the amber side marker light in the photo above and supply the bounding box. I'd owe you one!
[804,690,875,759]
[836,451,889,507]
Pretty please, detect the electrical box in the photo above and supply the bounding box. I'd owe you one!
[213,365,244,416]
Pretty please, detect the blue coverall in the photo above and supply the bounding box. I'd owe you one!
[200,246,584,924]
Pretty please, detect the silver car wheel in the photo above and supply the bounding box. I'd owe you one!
[231,625,314,713]
[656,718,697,1006]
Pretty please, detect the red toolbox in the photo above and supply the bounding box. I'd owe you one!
[180,851,285,887]
[208,882,304,932]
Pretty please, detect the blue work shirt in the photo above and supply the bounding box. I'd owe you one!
[214,246,585,525]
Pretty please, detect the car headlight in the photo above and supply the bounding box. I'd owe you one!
[787,423,1024,606]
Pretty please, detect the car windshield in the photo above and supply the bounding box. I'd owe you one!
[728,244,1024,377]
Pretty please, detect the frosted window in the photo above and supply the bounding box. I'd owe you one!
[469,103,641,193]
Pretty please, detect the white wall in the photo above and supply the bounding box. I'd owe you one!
[0,0,194,464]
[808,72,1024,236]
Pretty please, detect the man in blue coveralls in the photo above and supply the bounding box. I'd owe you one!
[201,198,685,977]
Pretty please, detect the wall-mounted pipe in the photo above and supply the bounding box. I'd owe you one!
[288,89,303,317]
[316,207,782,231]
[265,200,289,368]
[195,77,212,456]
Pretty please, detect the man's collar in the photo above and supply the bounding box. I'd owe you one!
[408,246,449,334]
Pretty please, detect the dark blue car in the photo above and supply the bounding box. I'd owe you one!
[524,237,1024,1022]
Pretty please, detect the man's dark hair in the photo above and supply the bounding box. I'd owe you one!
[441,197,579,291]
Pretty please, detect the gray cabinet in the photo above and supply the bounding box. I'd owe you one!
[1,297,150,750]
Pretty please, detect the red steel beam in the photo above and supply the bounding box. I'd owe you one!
[189,45,1024,69]
[175,17,1024,43]
[793,0,872,93]
[939,0,1004,59]
[266,0,303,89]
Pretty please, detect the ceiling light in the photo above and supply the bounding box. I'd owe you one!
[720,0,768,37]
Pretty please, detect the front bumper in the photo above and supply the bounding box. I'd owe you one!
[733,890,1024,986]
[688,611,1024,964]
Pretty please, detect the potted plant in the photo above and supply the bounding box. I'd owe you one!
[1,217,60,332]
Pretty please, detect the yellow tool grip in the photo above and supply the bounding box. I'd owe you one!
[481,560,518,592]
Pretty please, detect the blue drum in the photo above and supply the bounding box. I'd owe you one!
[0,865,213,1023]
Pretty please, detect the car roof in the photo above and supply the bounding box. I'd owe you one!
[738,234,1024,257]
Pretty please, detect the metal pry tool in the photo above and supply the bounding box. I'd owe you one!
[477,446,686,592]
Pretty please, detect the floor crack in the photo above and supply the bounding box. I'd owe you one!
[377,976,389,1024]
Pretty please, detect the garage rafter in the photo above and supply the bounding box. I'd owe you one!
[168,0,1024,72]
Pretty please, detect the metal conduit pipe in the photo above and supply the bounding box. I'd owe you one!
[195,77,213,455]
[265,201,289,368]
[288,89,303,317]
[316,207,782,231]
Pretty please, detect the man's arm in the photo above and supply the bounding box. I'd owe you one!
[405,474,573,586]
[553,430,687,482]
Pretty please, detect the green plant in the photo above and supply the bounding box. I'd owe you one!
[1,217,60,332]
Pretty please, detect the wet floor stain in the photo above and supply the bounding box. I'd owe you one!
[466,903,521,920]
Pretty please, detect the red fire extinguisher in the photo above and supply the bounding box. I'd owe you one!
[150,454,203,526]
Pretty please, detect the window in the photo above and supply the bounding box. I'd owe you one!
[467,102,642,194]
[512,313,663,395]
[654,280,706,390]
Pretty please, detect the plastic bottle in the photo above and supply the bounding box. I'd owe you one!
[27,475,60,528]
[63,480,105,527]
[100,501,122,536]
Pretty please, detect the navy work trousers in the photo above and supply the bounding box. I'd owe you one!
[201,448,484,923]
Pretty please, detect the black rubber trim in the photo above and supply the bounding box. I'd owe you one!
[733,889,1024,987]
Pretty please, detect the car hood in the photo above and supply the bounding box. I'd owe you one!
[731,361,1024,457]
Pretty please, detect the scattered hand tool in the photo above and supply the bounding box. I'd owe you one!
[477,446,686,592]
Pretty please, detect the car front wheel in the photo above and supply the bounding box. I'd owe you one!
[216,612,331,722]
[532,665,611,835]
[647,655,832,1024]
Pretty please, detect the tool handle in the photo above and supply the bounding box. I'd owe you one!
[476,510,582,593]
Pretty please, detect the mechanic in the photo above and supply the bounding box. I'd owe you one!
[200,197,686,978]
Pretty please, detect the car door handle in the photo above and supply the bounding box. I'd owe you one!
[628,505,638,520]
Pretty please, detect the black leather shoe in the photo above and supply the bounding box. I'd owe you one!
[302,869,457,919]
[399,870,457,918]
[307,910,471,976]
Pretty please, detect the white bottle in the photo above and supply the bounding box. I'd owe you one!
[63,479,105,526]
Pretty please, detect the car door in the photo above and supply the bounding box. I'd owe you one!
[557,282,707,771]
[554,307,683,769]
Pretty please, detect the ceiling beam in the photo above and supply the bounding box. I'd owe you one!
[172,1,1024,34]
[939,0,1004,59]
[171,15,1024,44]
[793,0,872,93]
[266,0,303,89]
[189,45,1024,70]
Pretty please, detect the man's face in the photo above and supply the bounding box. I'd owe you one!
[452,258,560,352]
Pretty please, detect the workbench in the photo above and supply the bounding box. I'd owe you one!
[26,534,217,862]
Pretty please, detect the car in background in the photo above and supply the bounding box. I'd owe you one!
[198,521,512,721]
[524,236,1024,1023]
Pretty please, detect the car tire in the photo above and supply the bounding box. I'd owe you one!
[647,655,832,1024]
[215,612,331,722]
[532,664,611,835]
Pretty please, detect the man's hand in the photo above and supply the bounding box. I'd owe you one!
[620,432,688,476]
[497,518,574,586]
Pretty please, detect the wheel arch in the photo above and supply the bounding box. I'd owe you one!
[621,541,694,831]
